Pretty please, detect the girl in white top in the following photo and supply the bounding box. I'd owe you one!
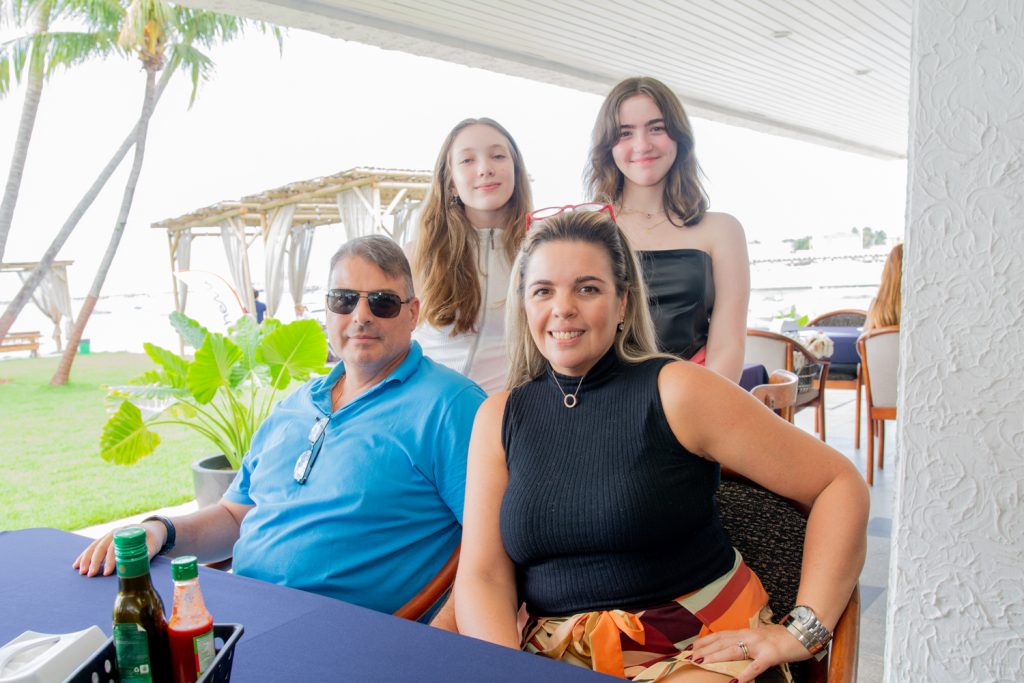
[411,118,533,394]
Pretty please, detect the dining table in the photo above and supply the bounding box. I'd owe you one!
[0,528,613,682]
[802,325,862,376]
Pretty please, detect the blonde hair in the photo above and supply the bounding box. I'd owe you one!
[505,211,676,389]
[413,118,533,335]
[867,243,903,328]
[585,76,709,226]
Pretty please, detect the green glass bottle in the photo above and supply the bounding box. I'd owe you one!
[113,526,171,683]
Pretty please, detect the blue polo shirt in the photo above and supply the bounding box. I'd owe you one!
[224,342,486,613]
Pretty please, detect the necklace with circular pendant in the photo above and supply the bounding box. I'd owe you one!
[551,369,586,408]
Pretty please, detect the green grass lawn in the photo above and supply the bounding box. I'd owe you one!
[0,352,210,531]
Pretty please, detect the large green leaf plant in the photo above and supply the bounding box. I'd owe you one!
[100,312,328,468]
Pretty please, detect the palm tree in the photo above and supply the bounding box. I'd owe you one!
[48,2,281,384]
[0,0,121,262]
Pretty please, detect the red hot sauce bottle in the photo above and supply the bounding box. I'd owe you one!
[167,556,215,683]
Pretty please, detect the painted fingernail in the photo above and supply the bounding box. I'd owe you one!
[684,655,692,661]
[684,644,694,651]
[693,657,704,664]
[729,679,739,683]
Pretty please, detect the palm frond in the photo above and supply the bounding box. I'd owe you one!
[169,41,211,105]
[41,29,120,76]
[65,0,122,27]
[0,34,32,96]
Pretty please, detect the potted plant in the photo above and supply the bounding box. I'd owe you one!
[100,311,328,506]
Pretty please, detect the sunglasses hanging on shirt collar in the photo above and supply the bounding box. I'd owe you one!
[294,415,330,484]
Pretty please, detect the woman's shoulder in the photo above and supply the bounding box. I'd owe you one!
[695,211,744,234]
[690,212,746,262]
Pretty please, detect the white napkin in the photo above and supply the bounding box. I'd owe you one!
[0,627,107,683]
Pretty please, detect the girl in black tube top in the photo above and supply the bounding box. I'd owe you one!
[454,210,867,683]
[586,76,749,383]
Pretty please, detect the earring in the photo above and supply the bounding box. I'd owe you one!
[617,320,625,332]
[449,194,462,207]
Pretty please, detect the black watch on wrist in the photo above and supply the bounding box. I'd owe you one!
[781,605,832,662]
[141,515,176,555]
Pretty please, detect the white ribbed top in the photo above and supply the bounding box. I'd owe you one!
[413,228,510,394]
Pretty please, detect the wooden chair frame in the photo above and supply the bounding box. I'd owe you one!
[207,543,460,623]
[856,327,899,486]
[393,543,461,621]
[746,329,830,441]
[751,369,799,421]
[806,310,867,448]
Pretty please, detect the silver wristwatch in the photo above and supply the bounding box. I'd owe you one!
[781,605,832,661]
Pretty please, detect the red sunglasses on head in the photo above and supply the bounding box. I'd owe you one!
[526,203,616,231]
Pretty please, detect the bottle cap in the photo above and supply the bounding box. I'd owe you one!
[113,526,150,577]
[113,526,147,559]
[171,555,199,581]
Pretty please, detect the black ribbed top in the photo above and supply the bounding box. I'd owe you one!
[499,350,735,615]
[639,249,715,360]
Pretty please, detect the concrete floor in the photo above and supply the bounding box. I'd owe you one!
[794,389,893,683]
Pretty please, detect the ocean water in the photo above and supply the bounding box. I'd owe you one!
[2,257,882,359]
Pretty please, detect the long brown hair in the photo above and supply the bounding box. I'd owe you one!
[506,211,675,389]
[585,76,708,226]
[868,243,903,328]
[414,118,532,335]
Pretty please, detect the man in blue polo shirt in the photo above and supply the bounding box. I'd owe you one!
[75,236,485,625]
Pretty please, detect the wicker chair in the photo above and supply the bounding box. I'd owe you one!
[745,329,830,441]
[806,310,867,448]
[856,327,900,486]
[806,310,867,328]
[717,479,859,683]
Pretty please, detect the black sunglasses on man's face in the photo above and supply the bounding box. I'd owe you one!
[325,289,411,319]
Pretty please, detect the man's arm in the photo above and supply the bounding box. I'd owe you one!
[73,498,252,577]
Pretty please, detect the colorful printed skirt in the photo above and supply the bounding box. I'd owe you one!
[522,552,792,682]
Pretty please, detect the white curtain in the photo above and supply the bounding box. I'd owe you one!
[336,187,375,241]
[219,217,255,315]
[392,200,421,247]
[288,225,315,317]
[263,205,296,319]
[173,229,193,312]
[18,265,73,352]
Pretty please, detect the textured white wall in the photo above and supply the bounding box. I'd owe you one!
[887,1,1024,680]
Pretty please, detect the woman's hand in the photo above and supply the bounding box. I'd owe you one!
[688,624,810,683]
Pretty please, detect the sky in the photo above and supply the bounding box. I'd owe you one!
[0,26,907,303]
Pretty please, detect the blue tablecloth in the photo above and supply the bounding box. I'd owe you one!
[804,326,861,365]
[0,528,612,682]
[740,363,768,391]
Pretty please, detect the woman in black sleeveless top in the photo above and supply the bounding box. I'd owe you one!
[586,76,749,382]
[454,210,868,683]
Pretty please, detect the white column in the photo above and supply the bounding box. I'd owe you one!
[886,1,1024,680]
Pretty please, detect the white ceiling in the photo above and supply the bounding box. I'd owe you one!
[186,0,912,158]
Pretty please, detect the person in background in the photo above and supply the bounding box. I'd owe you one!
[253,289,267,324]
[863,243,902,332]
[586,76,749,383]
[410,118,533,394]
[75,236,485,629]
[455,210,868,682]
